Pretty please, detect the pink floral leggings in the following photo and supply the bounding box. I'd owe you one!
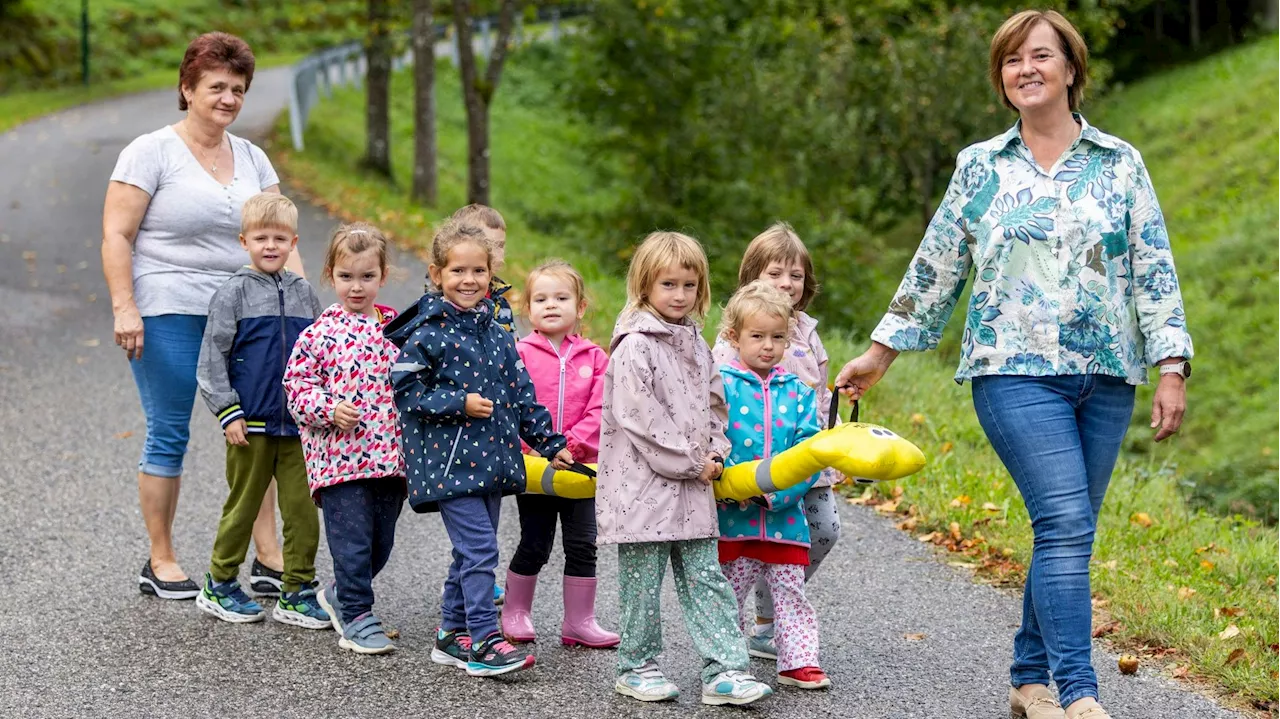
[722,557,820,671]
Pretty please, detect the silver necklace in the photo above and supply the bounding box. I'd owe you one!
[180,123,227,173]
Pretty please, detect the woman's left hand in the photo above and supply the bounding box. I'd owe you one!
[1150,375,1186,442]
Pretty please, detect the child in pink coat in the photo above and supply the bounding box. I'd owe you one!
[283,223,405,655]
[502,260,619,649]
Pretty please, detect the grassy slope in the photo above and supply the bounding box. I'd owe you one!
[270,41,1278,709]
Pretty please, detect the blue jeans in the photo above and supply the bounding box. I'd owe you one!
[972,374,1134,707]
[319,477,405,624]
[438,492,503,639]
[129,314,207,477]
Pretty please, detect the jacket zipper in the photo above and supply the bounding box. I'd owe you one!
[275,274,287,434]
[551,336,567,431]
[759,375,773,540]
[444,425,464,473]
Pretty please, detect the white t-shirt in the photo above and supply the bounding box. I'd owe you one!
[110,126,280,317]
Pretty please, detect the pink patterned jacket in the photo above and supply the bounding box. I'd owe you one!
[284,303,406,497]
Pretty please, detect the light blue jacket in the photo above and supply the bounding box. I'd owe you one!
[716,362,822,547]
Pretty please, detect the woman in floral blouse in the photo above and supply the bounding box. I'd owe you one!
[837,10,1191,719]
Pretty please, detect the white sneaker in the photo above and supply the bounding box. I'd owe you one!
[615,662,680,702]
[701,670,774,706]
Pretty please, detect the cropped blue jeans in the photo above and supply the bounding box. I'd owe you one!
[971,374,1135,707]
[129,314,206,477]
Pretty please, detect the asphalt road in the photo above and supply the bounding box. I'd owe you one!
[0,67,1247,719]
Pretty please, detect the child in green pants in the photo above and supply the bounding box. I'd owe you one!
[194,193,327,627]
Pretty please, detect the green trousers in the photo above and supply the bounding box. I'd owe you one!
[209,435,318,592]
[616,538,749,684]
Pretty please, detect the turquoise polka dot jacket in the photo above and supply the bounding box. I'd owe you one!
[385,292,566,513]
[715,361,823,548]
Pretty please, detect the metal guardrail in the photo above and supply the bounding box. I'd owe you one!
[288,7,579,151]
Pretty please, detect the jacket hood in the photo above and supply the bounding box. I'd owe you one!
[610,309,696,353]
[384,293,493,348]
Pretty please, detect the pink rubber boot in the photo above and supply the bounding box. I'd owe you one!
[561,575,620,648]
[501,570,538,643]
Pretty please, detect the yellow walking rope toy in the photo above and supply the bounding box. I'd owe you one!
[522,393,926,500]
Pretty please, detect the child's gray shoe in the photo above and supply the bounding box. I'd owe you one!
[338,612,396,655]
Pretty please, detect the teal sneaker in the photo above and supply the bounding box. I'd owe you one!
[196,574,265,623]
[615,662,680,702]
[748,631,778,661]
[701,670,773,706]
[430,627,473,669]
[494,583,505,606]
[273,586,331,630]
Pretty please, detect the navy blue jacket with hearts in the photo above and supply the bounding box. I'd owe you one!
[385,293,567,513]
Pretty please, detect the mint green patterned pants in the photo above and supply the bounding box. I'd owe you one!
[616,539,749,684]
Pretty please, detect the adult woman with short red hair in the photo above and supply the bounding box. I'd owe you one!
[837,10,1193,719]
[102,32,298,601]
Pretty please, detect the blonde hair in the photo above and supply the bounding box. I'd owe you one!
[240,193,297,234]
[624,231,712,322]
[322,221,391,287]
[521,259,587,313]
[719,280,795,340]
[989,10,1089,112]
[737,222,819,311]
[429,219,492,274]
[451,203,506,231]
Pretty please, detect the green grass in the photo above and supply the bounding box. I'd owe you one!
[0,50,305,134]
[271,40,1279,711]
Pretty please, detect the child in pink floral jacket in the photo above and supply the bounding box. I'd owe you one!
[283,222,405,655]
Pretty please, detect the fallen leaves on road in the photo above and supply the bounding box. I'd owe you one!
[948,521,962,541]
[1218,624,1241,640]
[1093,620,1122,638]
[903,633,927,641]
[917,531,939,543]
[78,338,100,347]
[115,431,134,439]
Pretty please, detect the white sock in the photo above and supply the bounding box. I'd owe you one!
[753,622,774,637]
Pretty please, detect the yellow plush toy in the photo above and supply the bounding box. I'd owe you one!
[523,421,926,501]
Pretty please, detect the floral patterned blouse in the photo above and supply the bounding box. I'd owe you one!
[871,115,1193,385]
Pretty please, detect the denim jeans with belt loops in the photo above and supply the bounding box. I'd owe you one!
[972,373,1135,707]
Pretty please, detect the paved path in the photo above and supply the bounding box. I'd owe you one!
[0,69,1247,719]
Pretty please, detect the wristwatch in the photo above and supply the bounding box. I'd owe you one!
[1158,361,1192,379]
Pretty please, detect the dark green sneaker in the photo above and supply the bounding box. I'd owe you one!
[273,586,331,630]
[430,627,472,669]
[196,574,266,623]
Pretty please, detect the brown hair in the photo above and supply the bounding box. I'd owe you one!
[178,32,256,111]
[240,193,297,234]
[429,220,492,274]
[322,222,391,287]
[450,203,506,231]
[737,222,819,311]
[989,10,1089,112]
[718,280,795,341]
[624,231,712,322]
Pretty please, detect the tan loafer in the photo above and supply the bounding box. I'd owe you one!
[1067,703,1113,719]
[1010,686,1067,719]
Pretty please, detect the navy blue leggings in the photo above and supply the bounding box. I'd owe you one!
[319,477,404,624]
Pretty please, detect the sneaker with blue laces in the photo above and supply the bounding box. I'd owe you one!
[430,627,473,669]
[615,661,680,702]
[339,612,396,655]
[315,582,345,634]
[494,583,505,606]
[273,586,331,629]
[197,573,265,623]
[466,631,535,677]
[701,670,774,706]
[748,631,778,661]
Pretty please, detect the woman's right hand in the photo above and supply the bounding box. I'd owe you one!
[114,302,145,360]
[834,343,900,400]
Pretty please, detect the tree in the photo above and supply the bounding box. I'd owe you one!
[364,0,393,177]
[451,0,520,205]
[411,0,437,205]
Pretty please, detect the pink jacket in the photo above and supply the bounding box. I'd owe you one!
[284,303,406,498]
[596,310,731,545]
[517,332,608,463]
[713,309,840,487]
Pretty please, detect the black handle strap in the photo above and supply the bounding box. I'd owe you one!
[569,462,597,479]
[829,386,859,428]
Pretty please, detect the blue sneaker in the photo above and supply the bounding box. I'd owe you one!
[273,586,331,630]
[748,631,778,661]
[494,583,505,606]
[197,573,265,623]
[315,582,345,634]
[339,612,395,655]
[701,671,773,706]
